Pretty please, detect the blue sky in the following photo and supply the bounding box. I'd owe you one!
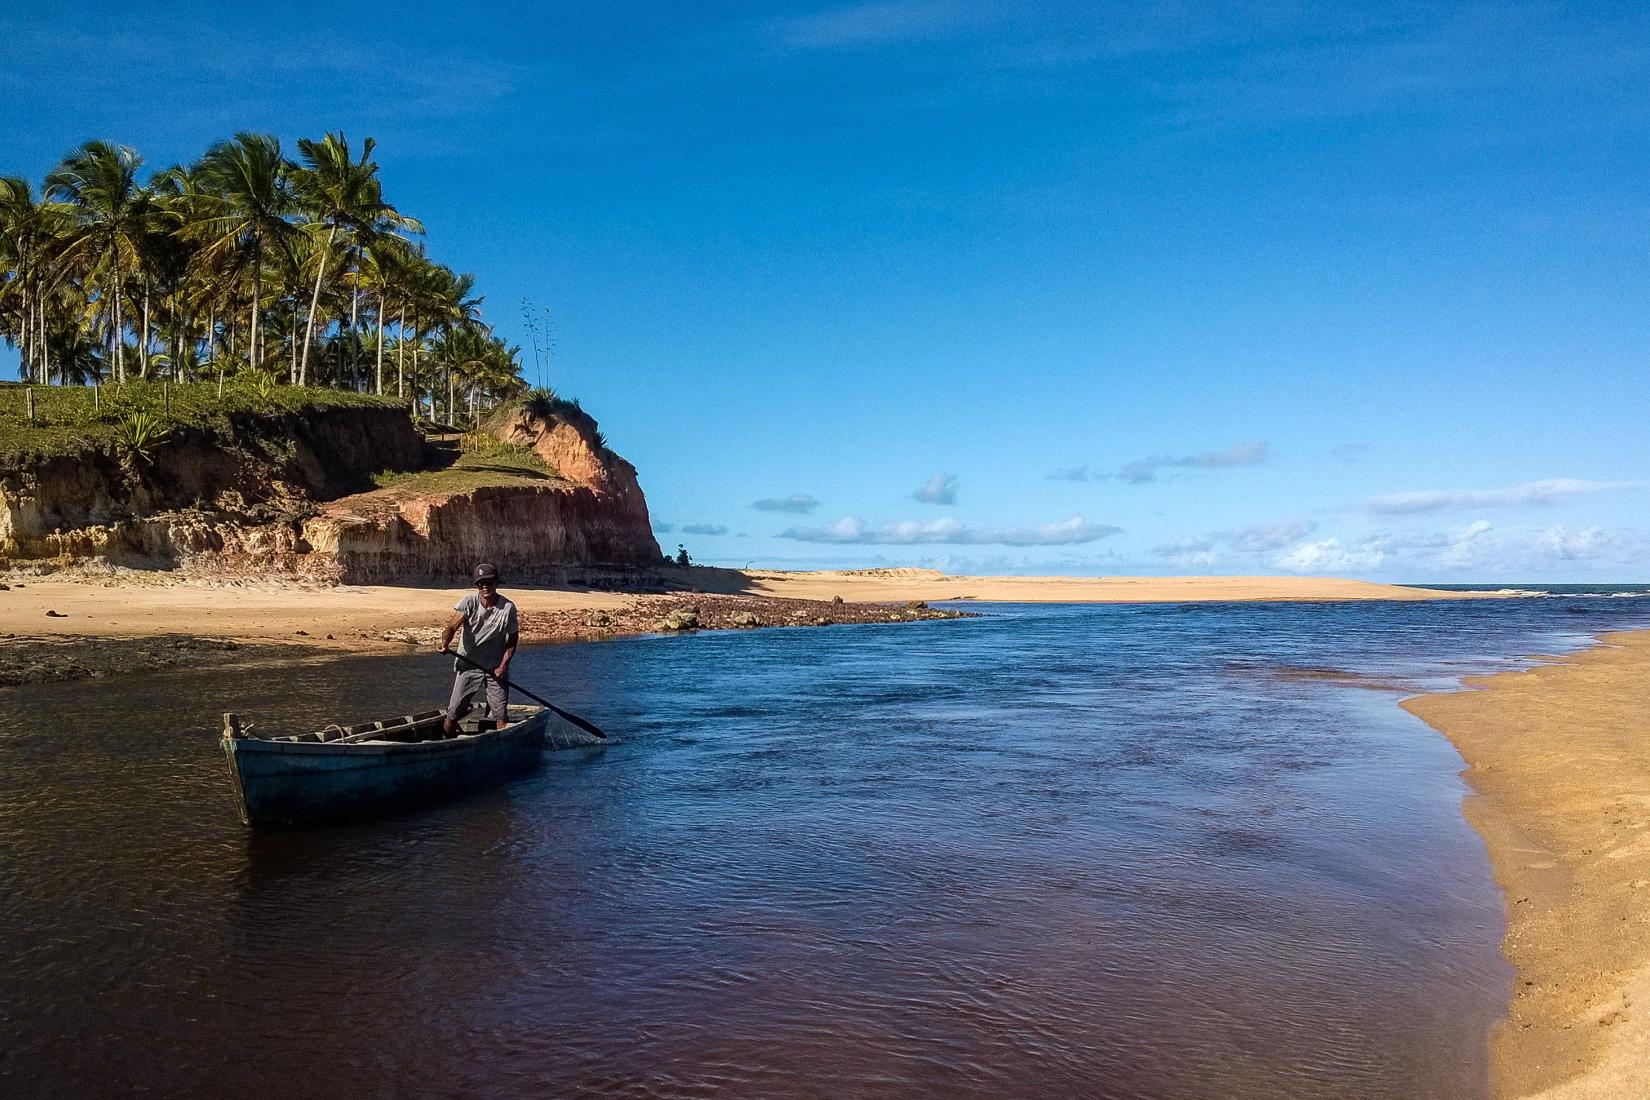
[4,2,1648,580]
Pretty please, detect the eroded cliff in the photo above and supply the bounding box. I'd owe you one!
[0,397,663,582]
[296,406,662,582]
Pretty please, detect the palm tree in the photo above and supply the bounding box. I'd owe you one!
[43,141,151,382]
[0,177,53,382]
[292,132,422,388]
[2,132,529,401]
[150,164,219,380]
[425,267,483,422]
[358,230,419,395]
[190,133,299,375]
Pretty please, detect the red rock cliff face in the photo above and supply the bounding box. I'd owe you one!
[304,482,660,583]
[0,403,664,583]
[300,407,663,582]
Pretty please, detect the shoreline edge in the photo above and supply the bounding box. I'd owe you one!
[1402,629,1650,1099]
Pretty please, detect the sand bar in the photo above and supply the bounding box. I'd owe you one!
[1403,630,1650,1099]
[693,567,1483,604]
[0,569,1486,651]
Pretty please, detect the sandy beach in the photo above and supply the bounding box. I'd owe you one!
[710,567,1475,604]
[1403,630,1650,1099]
[0,568,1479,651]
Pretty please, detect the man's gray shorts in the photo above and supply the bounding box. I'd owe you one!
[447,669,507,722]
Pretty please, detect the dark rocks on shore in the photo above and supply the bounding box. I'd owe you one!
[518,593,972,645]
[656,607,701,632]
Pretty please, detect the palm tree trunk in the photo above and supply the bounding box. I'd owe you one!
[41,302,53,386]
[299,225,336,387]
[140,283,151,380]
[396,308,405,398]
[22,295,34,384]
[375,294,385,395]
[112,286,124,383]
[349,262,360,387]
[249,269,261,374]
[17,291,29,383]
[411,324,420,413]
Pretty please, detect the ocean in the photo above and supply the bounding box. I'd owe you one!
[3,592,1648,1098]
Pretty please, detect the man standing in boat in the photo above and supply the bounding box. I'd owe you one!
[438,563,520,736]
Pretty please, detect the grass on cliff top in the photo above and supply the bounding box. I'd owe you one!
[0,379,404,463]
[367,434,565,498]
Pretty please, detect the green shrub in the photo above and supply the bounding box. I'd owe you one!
[236,368,279,402]
[115,410,172,465]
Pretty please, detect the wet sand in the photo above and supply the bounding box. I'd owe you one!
[0,570,1477,659]
[0,576,965,684]
[1403,630,1650,1099]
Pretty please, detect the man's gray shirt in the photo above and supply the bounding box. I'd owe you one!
[452,593,518,670]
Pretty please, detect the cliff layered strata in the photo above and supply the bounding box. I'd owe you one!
[304,481,661,583]
[0,406,422,563]
[0,402,663,583]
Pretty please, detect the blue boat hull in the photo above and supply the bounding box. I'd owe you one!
[223,709,556,826]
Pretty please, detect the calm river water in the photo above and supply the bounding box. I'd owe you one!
[4,595,1648,1099]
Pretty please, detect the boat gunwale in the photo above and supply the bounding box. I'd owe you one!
[225,707,550,757]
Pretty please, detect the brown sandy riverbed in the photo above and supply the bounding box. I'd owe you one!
[0,574,966,685]
[0,569,1481,647]
[0,568,1487,686]
[1403,630,1650,1099]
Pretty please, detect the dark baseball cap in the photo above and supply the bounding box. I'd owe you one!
[472,563,500,584]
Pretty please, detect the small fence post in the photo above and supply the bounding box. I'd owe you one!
[26,387,35,425]
[164,382,171,417]
[93,383,101,412]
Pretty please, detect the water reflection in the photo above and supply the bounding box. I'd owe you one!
[3,597,1647,1098]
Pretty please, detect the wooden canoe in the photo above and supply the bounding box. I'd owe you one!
[221,704,599,826]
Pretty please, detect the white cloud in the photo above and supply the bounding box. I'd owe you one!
[1274,537,1386,573]
[752,494,821,514]
[1150,537,1216,568]
[1364,479,1643,515]
[681,523,728,536]
[1440,519,1493,567]
[911,473,960,505]
[1225,520,1315,553]
[1536,525,1608,560]
[1148,520,1313,566]
[1047,465,1091,481]
[1118,440,1268,484]
[781,514,1121,546]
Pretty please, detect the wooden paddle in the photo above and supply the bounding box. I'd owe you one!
[445,649,608,740]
